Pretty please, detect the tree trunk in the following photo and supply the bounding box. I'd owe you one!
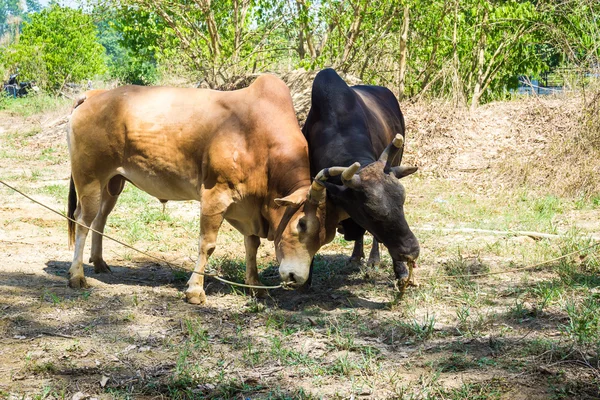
[296,0,316,60]
[471,8,488,111]
[452,0,463,107]
[339,0,367,71]
[397,4,410,100]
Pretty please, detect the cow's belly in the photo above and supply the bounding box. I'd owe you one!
[118,167,200,201]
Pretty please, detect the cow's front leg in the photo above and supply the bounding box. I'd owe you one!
[367,238,380,267]
[244,235,266,298]
[349,236,365,263]
[186,210,225,305]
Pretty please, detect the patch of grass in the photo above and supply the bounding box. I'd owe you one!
[444,251,489,277]
[562,293,600,350]
[265,310,298,336]
[182,318,211,350]
[2,94,71,117]
[311,254,351,285]
[41,290,61,305]
[528,280,564,312]
[245,298,266,313]
[269,336,315,367]
[507,297,537,321]
[380,312,437,345]
[441,379,504,399]
[38,147,61,164]
[517,338,572,361]
[171,269,189,282]
[532,195,562,221]
[37,183,69,201]
[456,306,496,337]
[28,361,57,375]
[4,127,42,149]
[436,353,477,372]
[327,352,358,377]
[211,257,246,283]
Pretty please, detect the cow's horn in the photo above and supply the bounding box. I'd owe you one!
[379,134,404,168]
[341,162,361,188]
[310,162,362,200]
[308,180,326,203]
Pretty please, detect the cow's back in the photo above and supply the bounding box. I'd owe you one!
[68,78,310,203]
[303,69,405,175]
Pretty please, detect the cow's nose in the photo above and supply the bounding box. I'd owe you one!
[288,272,297,283]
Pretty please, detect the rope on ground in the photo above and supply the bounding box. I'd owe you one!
[0,179,282,291]
[428,241,600,280]
[413,226,600,241]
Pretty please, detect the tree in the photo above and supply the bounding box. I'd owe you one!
[4,4,106,91]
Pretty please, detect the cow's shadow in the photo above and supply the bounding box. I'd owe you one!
[44,259,233,298]
[44,251,397,311]
[260,253,397,311]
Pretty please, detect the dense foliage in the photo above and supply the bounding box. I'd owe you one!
[0,0,598,104]
[2,5,105,91]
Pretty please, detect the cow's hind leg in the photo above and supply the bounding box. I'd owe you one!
[341,219,366,263]
[350,236,365,264]
[244,235,266,298]
[367,238,380,267]
[89,176,125,273]
[68,180,102,288]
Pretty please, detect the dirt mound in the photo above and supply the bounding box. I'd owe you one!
[402,94,599,197]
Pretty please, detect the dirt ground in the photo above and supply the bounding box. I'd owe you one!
[1,90,599,399]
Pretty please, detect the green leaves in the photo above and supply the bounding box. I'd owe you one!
[3,5,106,92]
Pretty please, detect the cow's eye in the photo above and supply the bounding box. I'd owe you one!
[298,219,307,232]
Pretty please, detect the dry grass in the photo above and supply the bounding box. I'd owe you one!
[402,89,600,198]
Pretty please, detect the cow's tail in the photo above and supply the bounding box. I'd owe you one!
[68,175,77,248]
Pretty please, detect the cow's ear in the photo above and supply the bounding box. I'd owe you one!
[275,188,308,208]
[390,166,418,179]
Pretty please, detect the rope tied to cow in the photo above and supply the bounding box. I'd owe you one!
[0,179,284,291]
[1,179,598,289]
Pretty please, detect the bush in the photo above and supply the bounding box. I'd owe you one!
[4,5,106,92]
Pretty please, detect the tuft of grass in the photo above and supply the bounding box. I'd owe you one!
[436,353,477,373]
[37,183,69,201]
[41,290,61,305]
[182,318,211,350]
[1,94,71,117]
[562,293,600,351]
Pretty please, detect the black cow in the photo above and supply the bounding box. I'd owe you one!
[303,68,419,291]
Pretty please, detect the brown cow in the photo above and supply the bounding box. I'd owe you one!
[66,75,340,304]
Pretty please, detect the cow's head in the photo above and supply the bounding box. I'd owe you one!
[315,134,420,275]
[273,185,329,288]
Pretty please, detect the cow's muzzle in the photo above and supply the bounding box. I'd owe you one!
[279,262,309,289]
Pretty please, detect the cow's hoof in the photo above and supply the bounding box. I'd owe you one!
[186,289,207,305]
[92,259,111,274]
[366,257,380,267]
[69,275,88,289]
[348,256,363,265]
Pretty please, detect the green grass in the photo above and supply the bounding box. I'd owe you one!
[562,293,600,349]
[0,94,71,116]
[36,183,69,201]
